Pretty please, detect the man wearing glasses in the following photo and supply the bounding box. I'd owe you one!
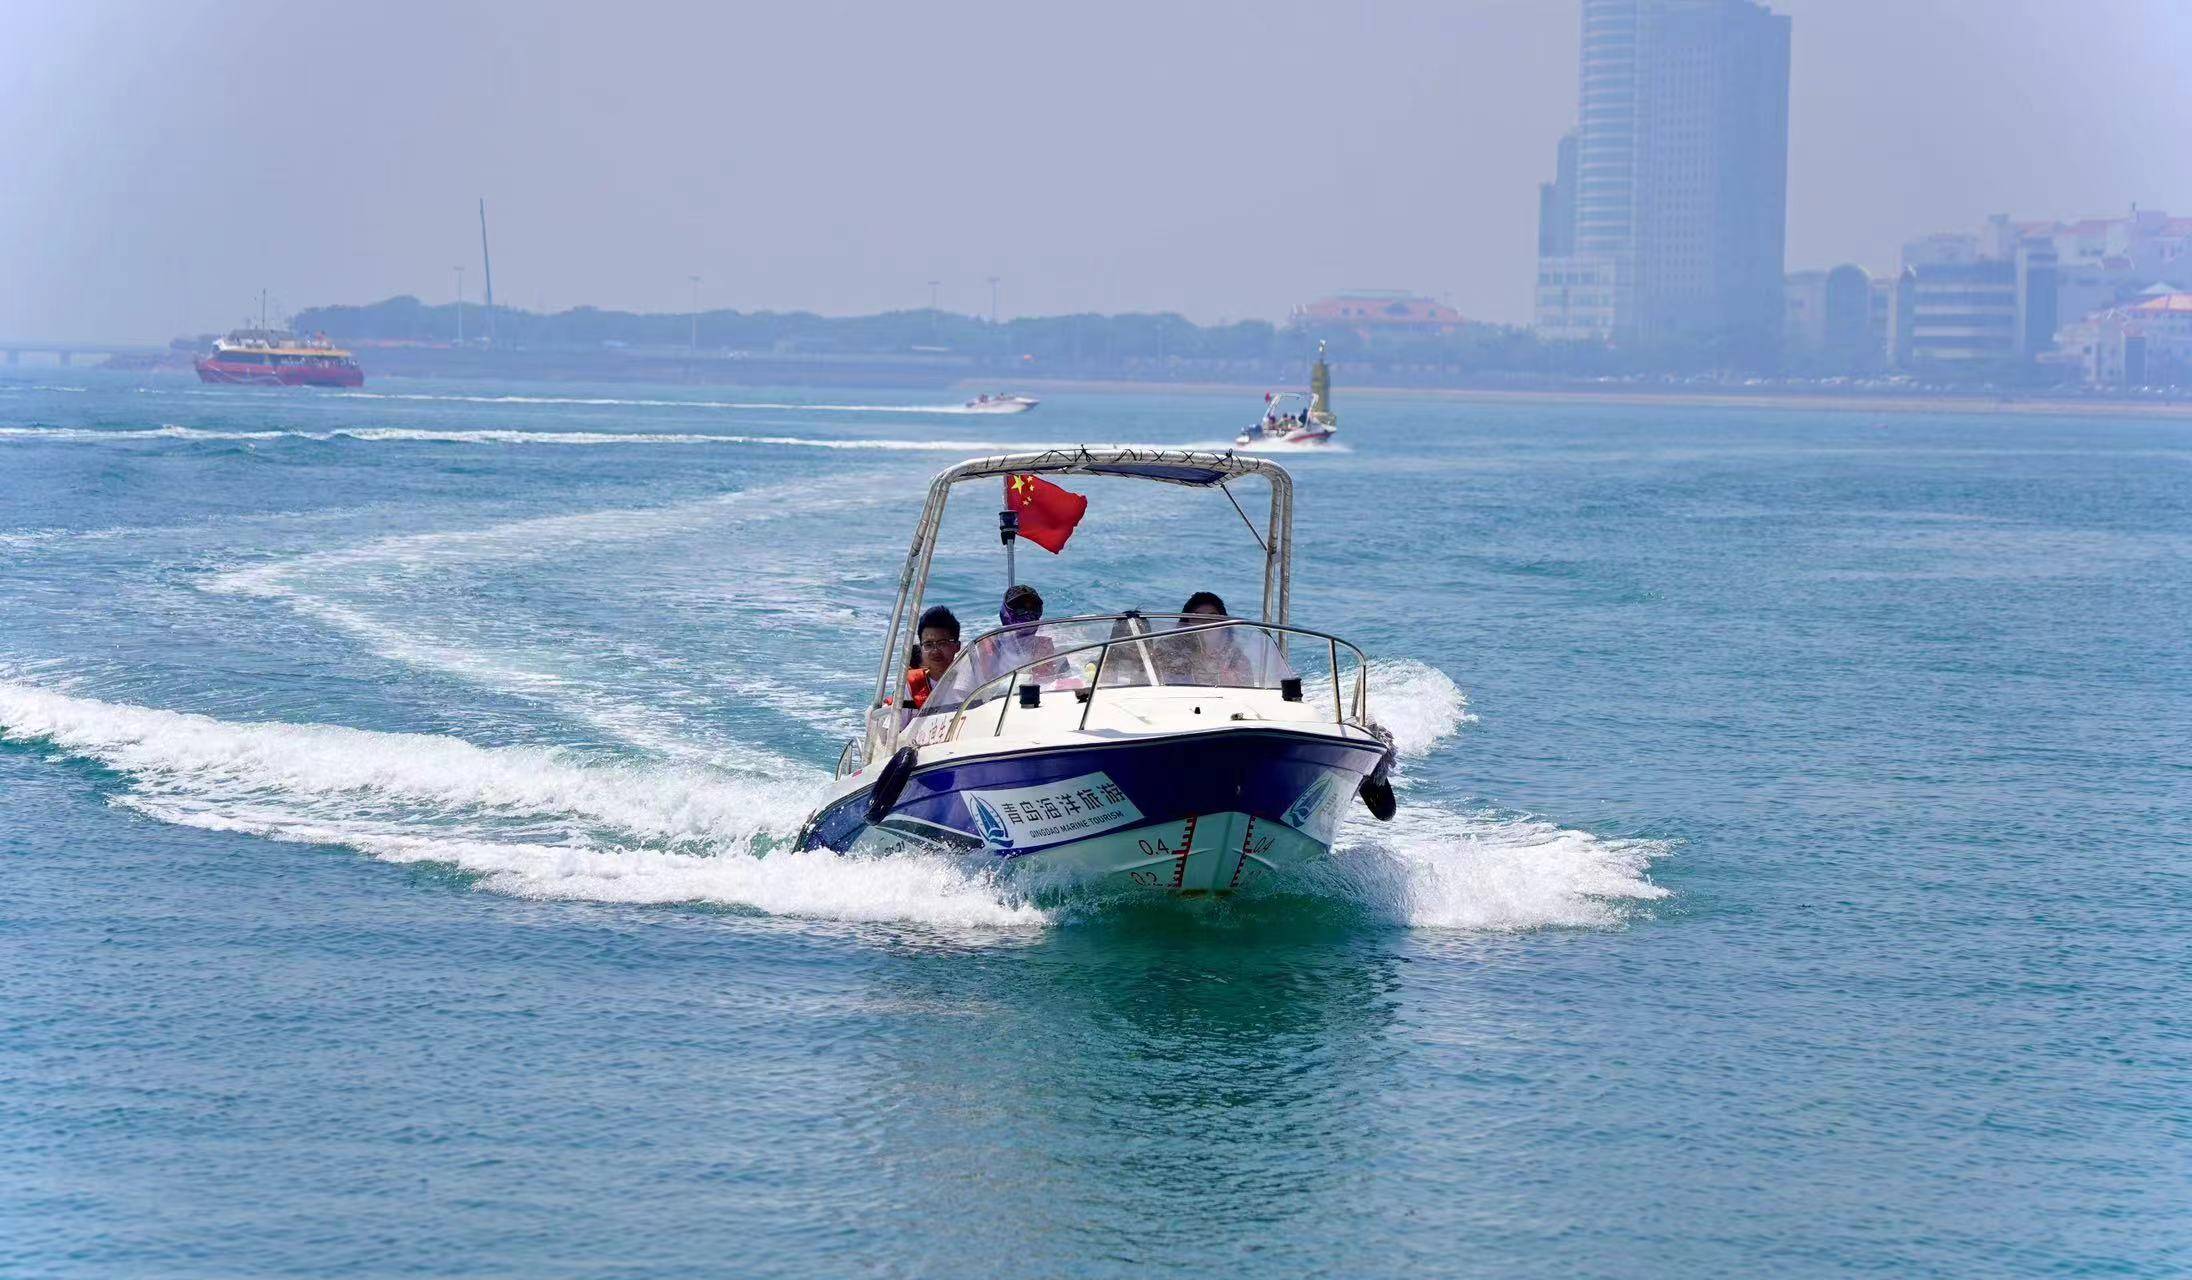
[904,606,962,711]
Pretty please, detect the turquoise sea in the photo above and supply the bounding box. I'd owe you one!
[1,372,2185,1277]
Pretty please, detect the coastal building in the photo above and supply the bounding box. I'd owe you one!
[1880,210,2192,375]
[1534,257,1620,343]
[1885,231,2057,370]
[1886,235,2016,368]
[1867,274,1894,362]
[2056,289,2192,389]
[1784,265,1873,364]
[1291,292,1464,340]
[1533,0,1792,361]
[2010,208,2192,322]
[1538,133,1578,259]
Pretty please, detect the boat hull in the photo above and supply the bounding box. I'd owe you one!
[195,358,364,388]
[797,726,1382,895]
[1236,426,1337,448]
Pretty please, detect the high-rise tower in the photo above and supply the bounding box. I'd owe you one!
[1534,0,1791,361]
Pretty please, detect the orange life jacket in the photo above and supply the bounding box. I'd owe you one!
[905,667,933,710]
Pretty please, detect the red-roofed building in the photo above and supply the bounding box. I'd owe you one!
[1999,208,2192,325]
[2056,289,2192,388]
[1291,291,1464,339]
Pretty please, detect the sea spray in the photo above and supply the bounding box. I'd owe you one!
[0,677,1662,934]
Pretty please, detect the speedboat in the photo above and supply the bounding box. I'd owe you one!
[963,393,1040,414]
[1237,392,1336,448]
[794,447,1396,895]
[1236,341,1339,448]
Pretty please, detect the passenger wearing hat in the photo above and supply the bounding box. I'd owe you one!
[977,583,1056,692]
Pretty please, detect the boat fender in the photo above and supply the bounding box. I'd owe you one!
[865,747,919,824]
[1359,772,1398,822]
[1359,722,1399,821]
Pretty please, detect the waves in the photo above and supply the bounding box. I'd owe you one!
[0,679,1043,928]
[328,390,1018,414]
[0,403,1667,934]
[1299,658,1474,759]
[1323,807,1669,930]
[1289,658,1664,928]
[0,667,1664,934]
[203,481,883,763]
[0,424,1067,452]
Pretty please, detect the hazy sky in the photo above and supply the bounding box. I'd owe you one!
[4,0,2188,341]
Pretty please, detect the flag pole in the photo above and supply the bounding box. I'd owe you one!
[999,509,1019,594]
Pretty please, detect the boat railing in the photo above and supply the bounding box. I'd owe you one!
[919,615,1370,747]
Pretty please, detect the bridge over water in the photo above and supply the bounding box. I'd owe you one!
[0,341,170,366]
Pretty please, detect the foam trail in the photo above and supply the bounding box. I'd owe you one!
[207,480,865,596]
[0,672,1662,931]
[1190,438,1354,455]
[1317,803,1670,930]
[203,481,880,767]
[1,506,387,555]
[0,679,809,846]
[1301,659,1473,758]
[0,679,1044,928]
[329,390,1027,414]
[0,424,1075,452]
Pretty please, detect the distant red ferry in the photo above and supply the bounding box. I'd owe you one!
[195,329,364,387]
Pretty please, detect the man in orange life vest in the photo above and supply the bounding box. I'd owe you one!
[903,605,961,711]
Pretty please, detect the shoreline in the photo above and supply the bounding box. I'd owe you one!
[988,377,2192,420]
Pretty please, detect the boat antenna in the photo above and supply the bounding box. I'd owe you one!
[478,198,496,346]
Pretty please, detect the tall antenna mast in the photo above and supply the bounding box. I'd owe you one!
[478,198,496,345]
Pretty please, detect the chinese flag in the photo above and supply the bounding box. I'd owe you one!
[1005,473,1087,554]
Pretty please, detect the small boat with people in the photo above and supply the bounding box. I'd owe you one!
[794,446,1396,895]
[963,393,1040,414]
[1236,341,1339,448]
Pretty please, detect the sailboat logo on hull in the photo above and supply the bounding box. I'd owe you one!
[970,796,1015,849]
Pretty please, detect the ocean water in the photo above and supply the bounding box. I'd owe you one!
[1,371,2185,1278]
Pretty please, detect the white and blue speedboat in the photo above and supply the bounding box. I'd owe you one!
[794,448,1395,894]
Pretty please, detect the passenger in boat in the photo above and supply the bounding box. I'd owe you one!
[1165,591,1256,686]
[904,605,961,710]
[976,584,1057,691]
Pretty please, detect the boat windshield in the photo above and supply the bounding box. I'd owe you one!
[919,615,1297,714]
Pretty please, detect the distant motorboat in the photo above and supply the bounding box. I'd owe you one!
[964,393,1040,414]
[1236,342,1339,449]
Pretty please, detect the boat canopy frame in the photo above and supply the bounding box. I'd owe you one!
[870,448,1296,720]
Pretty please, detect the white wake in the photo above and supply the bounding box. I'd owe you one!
[0,679,1041,928]
[327,391,1031,414]
[0,670,1664,934]
[0,424,1074,452]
